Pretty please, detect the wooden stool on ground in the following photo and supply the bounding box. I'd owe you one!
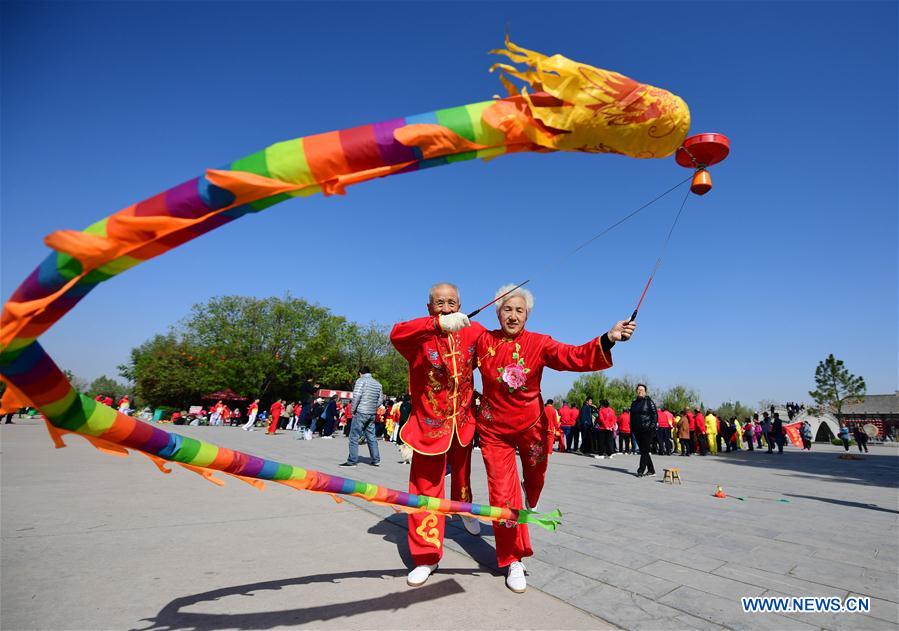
[663,468,682,484]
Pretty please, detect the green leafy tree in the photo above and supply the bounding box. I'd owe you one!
[565,374,645,412]
[119,334,209,408]
[714,400,753,421]
[809,354,866,417]
[86,375,130,401]
[660,385,702,413]
[178,294,374,401]
[341,322,409,396]
[121,295,408,408]
[566,372,609,409]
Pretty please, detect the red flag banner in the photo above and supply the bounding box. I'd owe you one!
[784,422,803,448]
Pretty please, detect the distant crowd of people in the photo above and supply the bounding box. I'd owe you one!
[784,401,805,420]
[545,394,812,477]
[77,392,881,463]
[150,374,416,457]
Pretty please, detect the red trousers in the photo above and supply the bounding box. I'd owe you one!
[266,415,278,434]
[480,419,549,567]
[407,437,473,566]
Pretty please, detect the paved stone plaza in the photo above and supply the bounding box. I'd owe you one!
[2,418,897,630]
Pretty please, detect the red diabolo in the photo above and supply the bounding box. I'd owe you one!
[675,133,730,195]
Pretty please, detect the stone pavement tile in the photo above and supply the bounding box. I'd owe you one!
[848,593,899,625]
[658,585,818,631]
[567,520,698,553]
[534,566,606,603]
[713,562,849,599]
[789,559,898,602]
[742,547,804,574]
[749,536,819,558]
[534,527,659,570]
[691,542,798,575]
[762,589,897,630]
[636,544,728,573]
[568,583,726,631]
[874,547,898,563]
[776,531,886,557]
[540,543,678,600]
[811,546,897,573]
[640,560,765,600]
[672,614,728,630]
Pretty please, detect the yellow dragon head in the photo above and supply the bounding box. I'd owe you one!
[489,38,691,159]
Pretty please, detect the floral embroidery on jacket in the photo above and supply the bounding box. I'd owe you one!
[496,342,531,393]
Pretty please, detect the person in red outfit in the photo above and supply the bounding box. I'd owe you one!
[686,410,697,454]
[618,408,633,454]
[390,282,486,588]
[694,407,709,455]
[267,400,283,435]
[475,284,636,593]
[558,402,578,452]
[595,400,617,459]
[544,400,564,453]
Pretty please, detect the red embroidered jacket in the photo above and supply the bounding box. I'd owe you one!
[390,316,485,455]
[476,329,613,436]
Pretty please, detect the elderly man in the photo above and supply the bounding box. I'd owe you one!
[390,282,486,587]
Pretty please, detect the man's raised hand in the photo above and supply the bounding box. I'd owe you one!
[439,312,471,332]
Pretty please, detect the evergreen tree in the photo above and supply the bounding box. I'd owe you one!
[808,354,866,417]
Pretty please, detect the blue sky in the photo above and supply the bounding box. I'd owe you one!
[2,1,896,407]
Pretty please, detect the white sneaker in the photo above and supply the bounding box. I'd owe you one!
[461,515,481,536]
[322,436,334,439]
[406,563,438,587]
[505,561,527,593]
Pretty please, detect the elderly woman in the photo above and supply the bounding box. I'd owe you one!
[474,284,635,593]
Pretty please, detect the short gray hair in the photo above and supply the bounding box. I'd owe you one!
[428,282,460,304]
[494,283,534,314]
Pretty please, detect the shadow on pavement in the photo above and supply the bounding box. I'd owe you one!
[444,521,503,574]
[695,449,899,489]
[132,570,478,631]
[783,493,899,514]
[590,465,639,477]
[366,513,415,567]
